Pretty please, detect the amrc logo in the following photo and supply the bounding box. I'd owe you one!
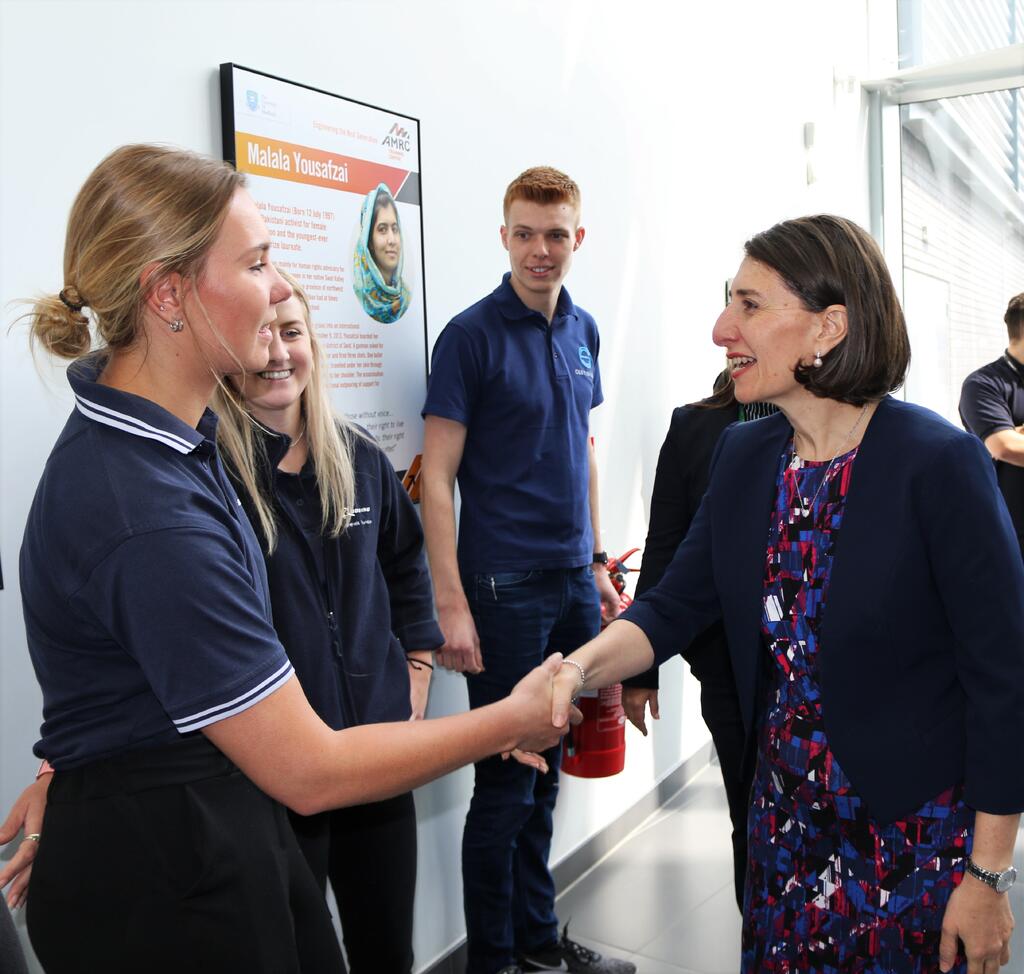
[382,123,411,153]
[577,346,593,369]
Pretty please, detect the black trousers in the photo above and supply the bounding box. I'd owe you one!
[28,737,343,974]
[687,628,753,911]
[700,672,753,909]
[289,791,417,974]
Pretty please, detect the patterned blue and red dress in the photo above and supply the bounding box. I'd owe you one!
[741,444,972,973]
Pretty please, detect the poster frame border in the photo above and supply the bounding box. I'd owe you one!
[218,62,430,398]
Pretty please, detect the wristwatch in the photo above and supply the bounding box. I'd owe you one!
[592,551,609,566]
[965,856,1017,893]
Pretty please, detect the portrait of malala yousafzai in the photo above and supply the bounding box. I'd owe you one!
[353,182,411,324]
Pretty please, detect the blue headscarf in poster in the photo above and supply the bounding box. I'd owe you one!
[353,183,411,324]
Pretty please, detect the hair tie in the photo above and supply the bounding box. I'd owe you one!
[59,288,85,313]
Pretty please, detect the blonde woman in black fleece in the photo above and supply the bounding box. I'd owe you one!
[213,272,439,972]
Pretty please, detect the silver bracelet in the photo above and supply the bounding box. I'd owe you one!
[561,658,586,696]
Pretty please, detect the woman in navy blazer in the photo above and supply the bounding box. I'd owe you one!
[552,215,1024,973]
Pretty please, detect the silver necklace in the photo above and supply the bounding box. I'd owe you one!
[289,424,307,448]
[792,405,869,517]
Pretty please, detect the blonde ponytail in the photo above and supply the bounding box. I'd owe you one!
[27,288,92,359]
[23,144,244,362]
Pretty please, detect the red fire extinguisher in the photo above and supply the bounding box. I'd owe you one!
[561,548,641,778]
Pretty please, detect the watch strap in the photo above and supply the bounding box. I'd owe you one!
[966,856,1017,892]
[592,550,609,565]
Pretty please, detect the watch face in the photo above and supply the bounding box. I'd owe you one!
[996,866,1018,894]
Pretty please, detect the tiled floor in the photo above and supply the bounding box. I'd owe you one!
[554,760,1024,974]
[554,763,741,974]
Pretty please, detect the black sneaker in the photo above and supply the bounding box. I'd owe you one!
[521,922,636,973]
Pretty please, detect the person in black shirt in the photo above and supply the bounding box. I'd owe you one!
[622,370,774,909]
[959,293,1024,556]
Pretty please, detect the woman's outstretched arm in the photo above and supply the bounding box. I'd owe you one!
[205,653,575,816]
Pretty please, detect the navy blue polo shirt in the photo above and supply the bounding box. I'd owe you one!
[20,355,294,769]
[960,353,1024,547]
[423,273,603,574]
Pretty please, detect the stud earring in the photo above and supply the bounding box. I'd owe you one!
[170,319,184,333]
[813,350,823,368]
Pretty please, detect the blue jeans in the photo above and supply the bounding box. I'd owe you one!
[461,566,601,974]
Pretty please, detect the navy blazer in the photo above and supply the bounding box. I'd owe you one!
[624,396,1024,823]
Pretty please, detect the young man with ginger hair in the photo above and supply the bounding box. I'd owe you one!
[421,167,633,974]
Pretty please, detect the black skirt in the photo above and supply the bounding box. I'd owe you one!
[27,735,344,974]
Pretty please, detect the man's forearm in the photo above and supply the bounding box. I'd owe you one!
[421,475,467,610]
[588,438,603,555]
[984,428,1024,465]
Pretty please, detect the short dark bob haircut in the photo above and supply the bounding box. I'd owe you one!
[744,214,910,406]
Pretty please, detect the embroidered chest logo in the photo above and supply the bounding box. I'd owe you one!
[575,344,595,379]
[344,505,373,528]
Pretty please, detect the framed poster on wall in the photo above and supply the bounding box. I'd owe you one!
[220,63,427,482]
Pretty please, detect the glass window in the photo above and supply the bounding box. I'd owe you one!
[900,87,1024,421]
[898,0,1023,69]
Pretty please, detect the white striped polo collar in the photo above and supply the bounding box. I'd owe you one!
[67,355,208,455]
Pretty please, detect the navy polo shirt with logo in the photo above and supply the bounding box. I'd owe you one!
[423,273,603,574]
[959,351,1024,549]
[20,356,294,769]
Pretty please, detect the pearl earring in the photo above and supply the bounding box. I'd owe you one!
[170,319,184,333]
[813,350,823,368]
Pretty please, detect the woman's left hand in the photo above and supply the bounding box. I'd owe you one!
[407,652,433,721]
[939,875,1013,973]
[0,772,51,909]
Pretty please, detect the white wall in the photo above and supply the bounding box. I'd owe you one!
[0,1,891,969]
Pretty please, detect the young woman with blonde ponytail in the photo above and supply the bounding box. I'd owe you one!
[3,144,573,974]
